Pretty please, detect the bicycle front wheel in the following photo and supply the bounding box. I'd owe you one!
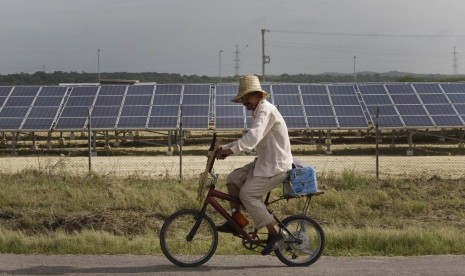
[160,209,218,267]
[275,215,325,266]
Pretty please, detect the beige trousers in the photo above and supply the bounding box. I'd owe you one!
[226,160,289,229]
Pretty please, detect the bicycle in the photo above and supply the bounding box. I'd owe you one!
[159,134,325,267]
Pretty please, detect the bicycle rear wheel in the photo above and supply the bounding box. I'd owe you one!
[275,215,325,266]
[160,209,218,267]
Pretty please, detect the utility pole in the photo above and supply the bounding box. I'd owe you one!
[353,56,357,83]
[261,29,270,82]
[219,50,223,83]
[234,45,240,81]
[97,48,101,83]
[452,47,458,75]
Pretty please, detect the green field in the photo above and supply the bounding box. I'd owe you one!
[0,169,464,255]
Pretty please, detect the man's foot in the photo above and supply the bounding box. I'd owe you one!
[261,228,288,256]
[216,222,237,234]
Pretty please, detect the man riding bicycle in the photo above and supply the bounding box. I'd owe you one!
[214,74,293,255]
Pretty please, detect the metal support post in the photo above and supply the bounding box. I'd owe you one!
[406,130,414,156]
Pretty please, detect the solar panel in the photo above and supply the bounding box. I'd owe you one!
[89,117,117,129]
[120,105,150,117]
[0,118,24,129]
[182,105,209,117]
[55,87,97,130]
[278,106,305,117]
[331,95,360,105]
[418,94,449,104]
[126,85,155,95]
[0,107,29,117]
[215,95,234,105]
[155,84,182,94]
[302,95,331,105]
[60,107,90,117]
[182,94,210,105]
[300,84,327,95]
[95,95,124,106]
[396,105,427,115]
[215,117,245,129]
[39,86,68,96]
[337,116,369,128]
[362,95,392,105]
[357,84,388,95]
[4,97,35,107]
[148,116,178,129]
[21,118,55,130]
[181,116,210,129]
[440,83,465,93]
[98,85,127,96]
[91,106,120,117]
[183,84,211,94]
[454,104,465,114]
[425,105,456,115]
[215,105,244,117]
[69,86,99,96]
[304,106,334,116]
[65,96,95,107]
[124,95,152,105]
[261,84,271,94]
[0,87,13,96]
[390,95,421,105]
[284,116,307,129]
[328,85,356,95]
[152,95,181,105]
[55,117,88,130]
[117,117,147,129]
[334,106,365,116]
[214,84,245,129]
[306,116,338,128]
[33,97,63,106]
[367,106,398,116]
[216,84,238,96]
[372,116,404,128]
[413,83,443,94]
[273,95,302,105]
[151,106,179,117]
[385,84,415,94]
[401,116,434,127]
[272,84,299,94]
[447,94,465,104]
[11,86,40,96]
[0,97,6,106]
[28,107,59,118]
[431,116,464,127]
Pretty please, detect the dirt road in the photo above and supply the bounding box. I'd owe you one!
[0,254,463,276]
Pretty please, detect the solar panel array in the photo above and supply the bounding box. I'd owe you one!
[1,83,465,132]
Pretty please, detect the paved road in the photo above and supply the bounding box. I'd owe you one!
[0,254,464,276]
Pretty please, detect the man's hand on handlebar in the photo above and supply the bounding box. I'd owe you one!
[215,148,233,160]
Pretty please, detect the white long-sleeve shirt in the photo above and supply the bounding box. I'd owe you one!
[223,99,293,177]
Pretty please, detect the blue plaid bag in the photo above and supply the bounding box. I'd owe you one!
[287,166,318,196]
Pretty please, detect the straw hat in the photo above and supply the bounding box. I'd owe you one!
[231,75,269,103]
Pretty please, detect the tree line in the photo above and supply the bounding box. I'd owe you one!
[1,71,464,85]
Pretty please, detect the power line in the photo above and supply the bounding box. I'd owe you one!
[270,29,465,38]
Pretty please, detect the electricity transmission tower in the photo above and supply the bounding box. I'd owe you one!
[234,45,240,81]
[452,47,458,75]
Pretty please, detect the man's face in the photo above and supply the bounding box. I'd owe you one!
[241,92,262,111]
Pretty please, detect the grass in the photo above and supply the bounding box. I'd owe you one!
[0,168,464,255]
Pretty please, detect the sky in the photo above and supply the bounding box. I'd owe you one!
[1,0,465,76]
